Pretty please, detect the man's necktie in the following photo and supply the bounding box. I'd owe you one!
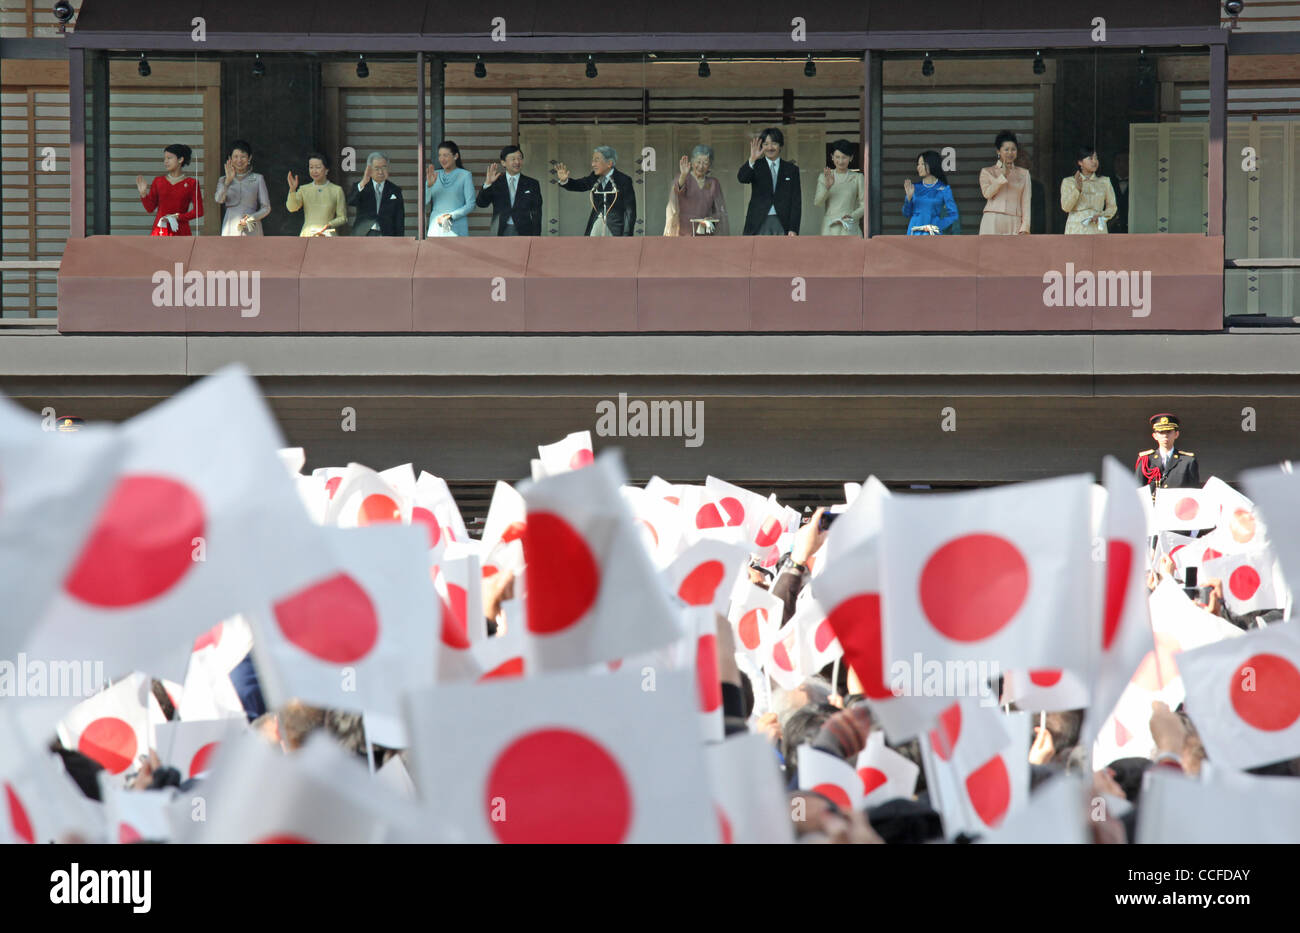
[770,160,778,189]
[509,175,517,205]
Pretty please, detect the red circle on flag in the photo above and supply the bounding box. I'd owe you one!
[1134,632,1183,691]
[858,767,888,797]
[193,621,223,653]
[272,573,380,664]
[486,729,632,843]
[118,822,142,844]
[965,755,1012,828]
[523,512,600,635]
[1228,565,1261,601]
[440,595,471,650]
[637,519,659,550]
[1028,669,1062,687]
[811,782,851,811]
[325,476,343,499]
[501,521,527,544]
[664,496,680,506]
[478,657,525,681]
[569,448,594,470]
[1174,497,1199,522]
[824,594,891,700]
[78,716,138,775]
[1230,653,1300,731]
[64,475,205,608]
[738,608,766,651]
[1202,548,1223,563]
[772,639,794,672]
[1229,509,1257,544]
[411,507,442,549]
[930,703,962,761]
[189,741,219,777]
[678,560,726,607]
[716,805,734,845]
[357,493,400,526]
[754,516,782,549]
[256,834,312,844]
[1102,540,1134,651]
[5,784,33,844]
[695,503,724,529]
[720,497,745,527]
[919,534,1029,642]
[814,619,837,653]
[696,634,721,712]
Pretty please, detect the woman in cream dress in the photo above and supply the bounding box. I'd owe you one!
[979,131,1031,235]
[1060,146,1118,235]
[814,139,864,236]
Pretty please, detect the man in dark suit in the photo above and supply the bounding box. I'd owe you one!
[475,145,543,236]
[346,152,405,236]
[737,127,801,236]
[1135,413,1200,491]
[556,145,637,236]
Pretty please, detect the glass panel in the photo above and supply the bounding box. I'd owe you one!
[1225,268,1300,322]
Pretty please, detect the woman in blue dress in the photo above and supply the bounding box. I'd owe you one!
[424,140,476,236]
[902,150,960,235]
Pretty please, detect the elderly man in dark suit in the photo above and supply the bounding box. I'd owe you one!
[738,127,801,236]
[556,145,637,236]
[347,151,405,236]
[476,145,543,236]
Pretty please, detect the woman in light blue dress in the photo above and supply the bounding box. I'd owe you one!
[424,140,476,236]
[902,149,960,235]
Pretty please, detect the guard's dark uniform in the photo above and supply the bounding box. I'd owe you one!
[1134,413,1199,491]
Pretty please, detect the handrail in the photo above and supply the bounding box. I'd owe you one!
[1225,258,1300,268]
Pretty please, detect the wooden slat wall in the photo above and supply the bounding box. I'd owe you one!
[1223,1,1300,31]
[1,84,68,316]
[338,89,431,238]
[0,0,79,37]
[445,92,516,238]
[108,89,213,236]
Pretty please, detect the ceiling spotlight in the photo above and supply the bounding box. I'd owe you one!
[921,52,934,77]
[804,54,816,78]
[252,53,265,78]
[1224,0,1245,25]
[1033,51,1045,75]
[356,54,369,79]
[585,54,597,79]
[52,0,73,33]
[698,54,710,79]
[474,55,486,79]
[137,53,151,78]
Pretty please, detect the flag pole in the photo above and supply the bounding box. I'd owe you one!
[362,716,377,776]
[831,656,841,699]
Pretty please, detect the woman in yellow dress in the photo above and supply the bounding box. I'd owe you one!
[814,139,864,236]
[286,152,348,236]
[1060,146,1117,235]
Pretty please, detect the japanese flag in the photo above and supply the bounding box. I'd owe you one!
[102,786,173,844]
[764,621,803,692]
[794,597,841,672]
[1200,550,1281,615]
[663,539,749,616]
[154,717,247,780]
[707,733,792,843]
[247,524,440,719]
[403,669,715,842]
[881,475,1094,675]
[323,463,409,528]
[519,451,682,671]
[25,367,336,682]
[855,730,919,807]
[1177,621,1300,770]
[1242,464,1300,595]
[684,606,724,742]
[692,477,774,550]
[2,711,104,844]
[277,447,306,476]
[620,484,685,568]
[1002,668,1090,713]
[728,582,782,664]
[178,640,247,722]
[412,470,466,557]
[1137,766,1300,844]
[1086,458,1156,746]
[1151,487,1217,532]
[472,599,532,682]
[0,396,124,657]
[1202,476,1268,550]
[433,543,486,653]
[927,699,1025,832]
[480,480,527,577]
[1160,531,1201,576]
[191,613,255,675]
[797,746,864,813]
[977,774,1088,845]
[537,430,594,476]
[57,673,152,776]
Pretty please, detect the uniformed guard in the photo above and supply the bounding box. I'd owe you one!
[1135,413,1199,494]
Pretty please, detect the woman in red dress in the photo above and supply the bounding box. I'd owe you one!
[136,144,203,236]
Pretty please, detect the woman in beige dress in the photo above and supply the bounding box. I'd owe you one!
[979,131,1031,235]
[1060,145,1118,235]
[664,145,729,236]
[814,139,864,236]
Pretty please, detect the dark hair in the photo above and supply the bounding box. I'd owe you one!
[307,151,330,170]
[759,127,785,149]
[917,150,949,185]
[1075,144,1099,165]
[437,140,464,169]
[228,139,253,158]
[829,139,855,160]
[994,131,1019,151]
[499,144,522,161]
[164,143,192,167]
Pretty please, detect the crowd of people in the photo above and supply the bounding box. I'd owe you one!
[135,130,1127,241]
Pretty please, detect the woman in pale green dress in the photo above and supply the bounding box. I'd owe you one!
[814,139,864,236]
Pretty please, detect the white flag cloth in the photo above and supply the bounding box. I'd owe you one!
[707,734,792,843]
[620,484,685,568]
[277,447,306,476]
[1241,464,1300,596]
[728,582,782,664]
[1150,487,1218,532]
[480,480,527,577]
[881,475,1094,679]
[1199,550,1281,615]
[763,621,803,692]
[793,596,841,672]
[102,786,175,844]
[537,430,594,476]
[0,396,124,658]
[248,524,439,719]
[56,672,153,777]
[926,699,1026,833]
[1136,766,1300,843]
[1177,621,1300,770]
[1002,668,1090,713]
[1,711,104,844]
[1202,476,1268,549]
[977,774,1088,844]
[154,717,248,780]
[471,598,532,682]
[796,746,864,813]
[412,470,466,556]
[663,539,749,616]
[323,463,409,528]
[403,669,715,843]
[518,451,681,671]
[25,366,336,682]
[855,730,919,807]
[684,605,724,743]
[178,641,247,722]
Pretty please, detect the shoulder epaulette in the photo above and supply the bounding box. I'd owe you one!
[1138,449,1154,456]
[1181,450,1195,456]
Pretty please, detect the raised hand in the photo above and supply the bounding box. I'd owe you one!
[224,158,236,184]
[136,174,148,197]
[426,162,438,186]
[749,135,762,162]
[903,178,914,199]
[555,162,570,184]
[287,171,299,192]
[361,163,373,187]
[823,166,835,187]
[679,155,690,177]
[485,161,500,187]
[1074,170,1085,190]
